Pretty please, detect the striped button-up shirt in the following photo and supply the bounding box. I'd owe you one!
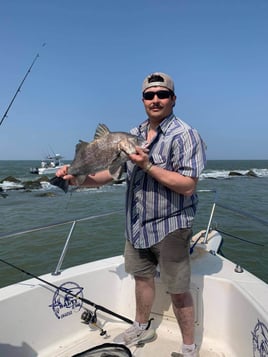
[125,114,206,249]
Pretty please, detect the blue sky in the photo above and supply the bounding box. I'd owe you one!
[0,0,267,160]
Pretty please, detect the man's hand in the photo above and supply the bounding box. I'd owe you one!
[56,165,77,185]
[129,146,150,171]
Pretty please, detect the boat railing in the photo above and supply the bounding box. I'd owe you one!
[0,210,123,276]
[1,190,267,278]
[197,189,267,248]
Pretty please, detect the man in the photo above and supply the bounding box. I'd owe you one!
[56,72,206,357]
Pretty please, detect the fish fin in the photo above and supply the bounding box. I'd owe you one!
[108,161,124,180]
[94,123,110,140]
[75,175,88,186]
[50,176,69,193]
[109,166,124,181]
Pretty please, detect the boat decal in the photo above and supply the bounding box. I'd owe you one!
[49,281,84,319]
[252,319,268,357]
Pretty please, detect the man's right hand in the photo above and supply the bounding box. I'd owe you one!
[55,165,77,185]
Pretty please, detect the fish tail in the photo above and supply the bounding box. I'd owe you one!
[50,176,69,193]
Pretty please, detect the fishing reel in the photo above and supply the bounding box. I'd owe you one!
[81,309,97,324]
[81,309,107,336]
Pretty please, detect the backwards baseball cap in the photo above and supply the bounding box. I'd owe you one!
[142,72,175,93]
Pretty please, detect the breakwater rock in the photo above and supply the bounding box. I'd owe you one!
[0,176,50,191]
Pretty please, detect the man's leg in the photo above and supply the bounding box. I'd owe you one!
[113,241,157,345]
[135,275,155,323]
[113,275,156,345]
[171,291,195,345]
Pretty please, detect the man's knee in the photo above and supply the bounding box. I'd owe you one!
[171,291,193,309]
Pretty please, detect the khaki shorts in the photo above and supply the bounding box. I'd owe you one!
[124,228,192,294]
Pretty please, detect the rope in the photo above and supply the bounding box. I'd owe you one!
[216,228,265,247]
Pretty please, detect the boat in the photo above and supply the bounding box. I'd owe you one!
[30,154,65,175]
[0,192,267,357]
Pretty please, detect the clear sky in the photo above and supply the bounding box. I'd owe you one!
[0,0,267,160]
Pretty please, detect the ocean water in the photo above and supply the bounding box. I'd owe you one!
[0,160,268,288]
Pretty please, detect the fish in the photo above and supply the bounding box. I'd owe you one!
[50,123,147,192]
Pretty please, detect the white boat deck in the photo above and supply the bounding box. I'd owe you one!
[50,319,228,357]
[0,230,267,356]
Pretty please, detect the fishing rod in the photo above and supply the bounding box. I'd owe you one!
[0,257,133,325]
[0,43,46,127]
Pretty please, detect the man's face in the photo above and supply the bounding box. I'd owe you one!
[142,86,176,122]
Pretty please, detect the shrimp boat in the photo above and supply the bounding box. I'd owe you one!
[0,191,267,357]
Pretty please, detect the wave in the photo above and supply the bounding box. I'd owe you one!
[201,168,268,180]
[0,181,25,190]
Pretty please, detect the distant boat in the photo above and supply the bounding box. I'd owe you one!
[30,154,65,175]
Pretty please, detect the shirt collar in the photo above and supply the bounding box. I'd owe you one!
[138,113,175,136]
[157,113,175,135]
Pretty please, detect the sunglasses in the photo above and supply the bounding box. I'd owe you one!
[143,90,173,100]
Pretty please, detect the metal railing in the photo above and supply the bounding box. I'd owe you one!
[1,189,267,276]
[0,210,124,276]
[197,189,267,247]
